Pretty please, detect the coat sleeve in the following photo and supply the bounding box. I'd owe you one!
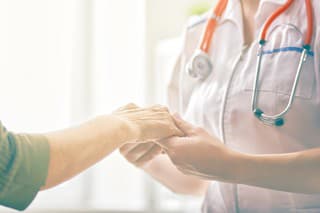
[166,25,190,113]
[0,122,50,211]
[166,15,205,114]
[167,53,183,113]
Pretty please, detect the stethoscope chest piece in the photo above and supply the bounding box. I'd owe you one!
[186,50,213,80]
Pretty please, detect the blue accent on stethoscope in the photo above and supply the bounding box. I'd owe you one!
[259,46,314,57]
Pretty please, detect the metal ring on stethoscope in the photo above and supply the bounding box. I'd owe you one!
[251,44,310,127]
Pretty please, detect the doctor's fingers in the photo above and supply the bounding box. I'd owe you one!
[172,114,199,136]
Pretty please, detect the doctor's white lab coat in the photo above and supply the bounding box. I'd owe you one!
[167,0,320,212]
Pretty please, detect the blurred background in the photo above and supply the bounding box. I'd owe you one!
[0,0,213,212]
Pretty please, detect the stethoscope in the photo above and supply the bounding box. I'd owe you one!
[186,0,314,127]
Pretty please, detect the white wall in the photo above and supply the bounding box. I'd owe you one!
[0,0,147,211]
[0,0,76,132]
[0,0,214,212]
[144,0,213,104]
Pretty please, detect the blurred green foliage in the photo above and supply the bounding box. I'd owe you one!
[188,3,211,16]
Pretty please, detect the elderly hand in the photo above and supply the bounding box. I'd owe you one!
[120,142,163,168]
[113,103,183,142]
[159,114,242,182]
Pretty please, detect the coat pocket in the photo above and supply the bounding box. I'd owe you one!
[244,23,315,100]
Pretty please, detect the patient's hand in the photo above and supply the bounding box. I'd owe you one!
[120,142,162,168]
[113,103,183,142]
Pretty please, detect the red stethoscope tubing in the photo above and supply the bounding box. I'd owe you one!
[200,0,228,53]
[304,0,314,46]
[200,0,314,53]
[260,0,313,47]
[260,0,295,41]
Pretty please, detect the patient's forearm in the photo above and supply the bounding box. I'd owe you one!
[42,115,133,189]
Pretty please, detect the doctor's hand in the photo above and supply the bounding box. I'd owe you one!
[113,103,183,142]
[159,115,241,182]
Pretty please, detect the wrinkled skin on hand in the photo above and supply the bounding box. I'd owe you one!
[113,103,183,142]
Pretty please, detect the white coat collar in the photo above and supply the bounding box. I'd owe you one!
[223,0,287,22]
[259,0,287,5]
[187,0,291,46]
[221,0,288,46]
[221,0,244,45]
[254,0,291,35]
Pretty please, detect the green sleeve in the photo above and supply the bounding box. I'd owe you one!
[0,122,50,211]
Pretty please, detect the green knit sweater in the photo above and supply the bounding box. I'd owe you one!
[0,122,49,211]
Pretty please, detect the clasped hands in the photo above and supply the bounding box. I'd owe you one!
[114,104,241,183]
